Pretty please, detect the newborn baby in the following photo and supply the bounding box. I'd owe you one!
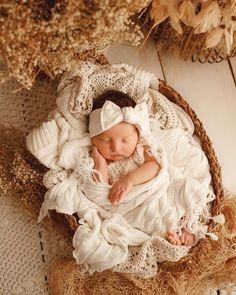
[89,90,195,246]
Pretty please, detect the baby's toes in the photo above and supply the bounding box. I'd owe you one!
[187,235,195,246]
[166,233,173,243]
[166,230,174,237]
[169,238,177,245]
[175,238,181,246]
[166,231,181,245]
[180,234,186,245]
[166,235,172,243]
[166,231,173,239]
[183,236,189,246]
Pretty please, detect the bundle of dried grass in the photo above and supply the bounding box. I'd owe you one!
[0,126,46,216]
[0,0,149,89]
[144,0,236,62]
[0,125,78,238]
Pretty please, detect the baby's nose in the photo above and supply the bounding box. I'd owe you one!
[111,142,121,153]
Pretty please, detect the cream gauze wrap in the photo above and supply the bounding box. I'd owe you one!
[26,61,221,278]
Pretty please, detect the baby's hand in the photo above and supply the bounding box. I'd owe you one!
[91,146,107,168]
[108,175,133,204]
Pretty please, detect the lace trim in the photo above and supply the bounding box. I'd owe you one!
[112,235,189,278]
[43,169,69,189]
[149,89,181,129]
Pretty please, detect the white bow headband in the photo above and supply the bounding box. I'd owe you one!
[89,100,151,138]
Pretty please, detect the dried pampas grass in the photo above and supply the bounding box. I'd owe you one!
[147,0,236,62]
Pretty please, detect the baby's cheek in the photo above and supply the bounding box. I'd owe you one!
[129,144,137,154]
[98,146,109,157]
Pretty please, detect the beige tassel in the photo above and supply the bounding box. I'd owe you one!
[212,213,225,225]
[206,232,219,241]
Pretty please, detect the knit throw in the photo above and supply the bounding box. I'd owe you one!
[26,62,218,277]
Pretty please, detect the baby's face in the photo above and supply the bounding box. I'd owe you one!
[91,122,139,162]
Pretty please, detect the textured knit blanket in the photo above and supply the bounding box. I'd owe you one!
[26,62,216,277]
[27,112,215,277]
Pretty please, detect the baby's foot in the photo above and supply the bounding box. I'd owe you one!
[166,230,181,246]
[179,228,195,246]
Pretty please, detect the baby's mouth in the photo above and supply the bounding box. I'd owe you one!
[111,154,123,159]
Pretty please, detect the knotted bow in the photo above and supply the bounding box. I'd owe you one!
[89,100,150,139]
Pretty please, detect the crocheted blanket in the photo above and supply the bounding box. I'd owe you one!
[26,62,216,278]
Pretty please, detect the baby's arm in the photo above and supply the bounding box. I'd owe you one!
[91,146,109,183]
[109,146,160,203]
[127,146,161,185]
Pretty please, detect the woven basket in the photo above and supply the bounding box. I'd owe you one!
[0,51,224,233]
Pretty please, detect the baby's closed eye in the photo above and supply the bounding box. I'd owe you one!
[100,138,111,143]
[121,139,129,144]
[121,135,136,143]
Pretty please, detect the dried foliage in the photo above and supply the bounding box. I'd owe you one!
[0,0,149,88]
[147,0,236,62]
[0,125,77,236]
[0,126,47,214]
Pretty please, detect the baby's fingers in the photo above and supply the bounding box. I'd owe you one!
[110,191,126,204]
[115,191,125,203]
[91,146,97,158]
[108,188,118,203]
[109,189,122,204]
[91,146,97,154]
